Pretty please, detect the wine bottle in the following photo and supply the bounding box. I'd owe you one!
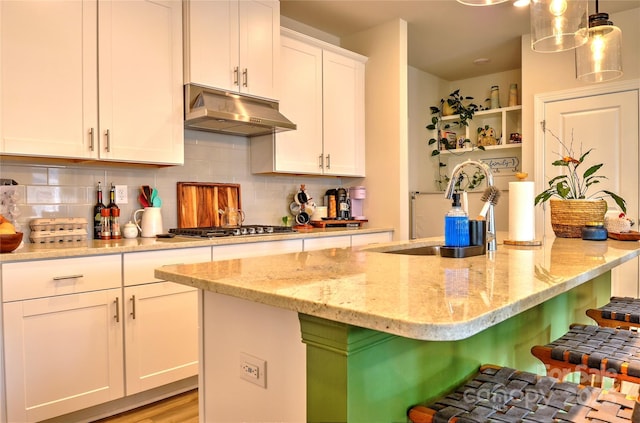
[107,183,121,239]
[93,182,105,239]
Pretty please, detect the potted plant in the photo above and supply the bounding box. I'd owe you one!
[426,90,487,190]
[534,128,627,238]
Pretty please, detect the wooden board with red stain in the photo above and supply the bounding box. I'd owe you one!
[310,219,367,228]
[608,231,640,241]
[177,182,241,228]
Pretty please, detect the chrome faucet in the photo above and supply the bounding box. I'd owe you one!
[444,160,497,252]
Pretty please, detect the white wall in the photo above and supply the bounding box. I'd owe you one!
[521,7,640,177]
[342,19,410,241]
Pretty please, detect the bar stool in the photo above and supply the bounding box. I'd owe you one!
[407,364,639,423]
[530,324,640,388]
[586,296,640,329]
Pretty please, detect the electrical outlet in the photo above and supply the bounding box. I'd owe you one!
[115,185,128,204]
[239,352,266,388]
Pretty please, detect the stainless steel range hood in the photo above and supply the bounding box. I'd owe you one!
[184,84,296,137]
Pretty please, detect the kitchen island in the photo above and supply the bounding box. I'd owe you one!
[155,235,640,423]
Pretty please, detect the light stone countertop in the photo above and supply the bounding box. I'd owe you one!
[155,233,640,341]
[0,227,393,263]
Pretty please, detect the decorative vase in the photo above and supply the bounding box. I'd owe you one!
[442,102,455,116]
[549,199,607,238]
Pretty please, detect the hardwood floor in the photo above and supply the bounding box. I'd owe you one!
[92,390,198,423]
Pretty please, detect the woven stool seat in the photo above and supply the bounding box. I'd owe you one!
[407,364,639,423]
[587,297,640,329]
[531,324,640,386]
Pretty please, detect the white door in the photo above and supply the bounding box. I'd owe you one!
[539,85,639,296]
[0,0,98,159]
[98,0,183,164]
[3,289,124,423]
[124,282,198,395]
[322,50,366,177]
[275,35,323,174]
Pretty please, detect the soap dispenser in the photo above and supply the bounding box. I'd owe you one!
[444,193,470,247]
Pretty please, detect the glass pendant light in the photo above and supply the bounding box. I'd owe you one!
[575,2,623,83]
[530,0,589,52]
[456,0,509,5]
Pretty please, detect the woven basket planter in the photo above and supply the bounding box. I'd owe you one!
[550,198,607,238]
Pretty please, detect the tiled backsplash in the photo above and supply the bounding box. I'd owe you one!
[0,130,346,239]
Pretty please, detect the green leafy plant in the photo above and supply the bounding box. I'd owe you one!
[426,89,487,190]
[534,129,627,213]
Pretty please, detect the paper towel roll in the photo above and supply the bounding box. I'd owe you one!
[508,181,535,241]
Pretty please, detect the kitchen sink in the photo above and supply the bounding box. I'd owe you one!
[367,242,485,258]
[382,245,441,255]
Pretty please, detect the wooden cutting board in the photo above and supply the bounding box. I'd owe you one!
[177,182,241,228]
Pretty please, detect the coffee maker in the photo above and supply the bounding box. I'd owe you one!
[349,186,366,220]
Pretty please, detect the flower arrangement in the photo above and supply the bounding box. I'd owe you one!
[534,128,627,213]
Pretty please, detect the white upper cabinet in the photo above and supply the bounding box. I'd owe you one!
[0,0,184,165]
[251,28,366,177]
[0,0,98,159]
[183,0,280,100]
[97,0,184,165]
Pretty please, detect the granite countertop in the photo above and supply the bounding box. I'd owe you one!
[0,227,393,262]
[155,233,640,341]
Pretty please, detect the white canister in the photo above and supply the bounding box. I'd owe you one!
[311,206,328,221]
[122,221,138,239]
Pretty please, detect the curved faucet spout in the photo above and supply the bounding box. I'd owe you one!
[443,160,497,252]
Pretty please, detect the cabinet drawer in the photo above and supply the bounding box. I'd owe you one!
[2,255,122,302]
[123,247,211,286]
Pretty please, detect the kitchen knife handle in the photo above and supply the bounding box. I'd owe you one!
[326,154,331,169]
[242,68,248,87]
[130,295,136,319]
[233,67,239,86]
[318,154,323,169]
[89,128,95,151]
[105,129,111,152]
[114,297,120,323]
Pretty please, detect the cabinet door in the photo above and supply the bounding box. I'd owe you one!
[184,0,278,100]
[322,50,366,176]
[238,0,279,99]
[3,289,124,423]
[0,0,98,159]
[351,232,393,247]
[303,235,351,252]
[270,36,323,173]
[98,0,183,165]
[124,282,198,395]
[183,0,237,91]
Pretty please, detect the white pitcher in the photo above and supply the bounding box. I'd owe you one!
[134,207,163,238]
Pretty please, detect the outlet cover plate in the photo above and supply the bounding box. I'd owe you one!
[239,352,266,388]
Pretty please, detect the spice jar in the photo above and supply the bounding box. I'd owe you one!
[582,222,608,241]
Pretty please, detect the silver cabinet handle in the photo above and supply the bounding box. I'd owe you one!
[104,129,111,152]
[52,274,84,281]
[114,297,120,322]
[233,67,239,86]
[318,154,324,169]
[242,68,248,87]
[89,128,95,151]
[326,154,331,169]
[130,295,136,320]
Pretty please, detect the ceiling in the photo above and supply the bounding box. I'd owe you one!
[280,0,639,81]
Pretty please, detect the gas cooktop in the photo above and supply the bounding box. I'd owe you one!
[169,225,294,238]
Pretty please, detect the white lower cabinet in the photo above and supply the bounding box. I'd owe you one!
[303,235,352,251]
[351,231,393,247]
[123,247,210,394]
[123,282,198,395]
[3,288,124,423]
